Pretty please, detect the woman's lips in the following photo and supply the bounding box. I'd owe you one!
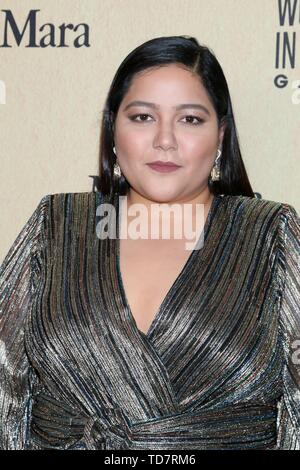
[147,163,181,173]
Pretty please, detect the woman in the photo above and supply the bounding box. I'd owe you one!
[0,35,299,450]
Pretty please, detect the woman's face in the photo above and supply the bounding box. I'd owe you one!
[113,64,225,203]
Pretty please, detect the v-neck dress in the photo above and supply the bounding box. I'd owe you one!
[0,190,299,450]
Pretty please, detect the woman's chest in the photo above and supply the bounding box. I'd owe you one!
[119,237,195,335]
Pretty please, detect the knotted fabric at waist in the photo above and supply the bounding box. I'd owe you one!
[30,391,278,450]
[80,401,277,450]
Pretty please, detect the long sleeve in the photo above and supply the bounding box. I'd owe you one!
[0,195,49,449]
[276,203,300,449]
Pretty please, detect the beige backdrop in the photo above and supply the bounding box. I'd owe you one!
[0,0,299,263]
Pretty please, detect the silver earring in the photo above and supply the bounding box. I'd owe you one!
[210,149,222,182]
[114,161,121,177]
[112,145,122,177]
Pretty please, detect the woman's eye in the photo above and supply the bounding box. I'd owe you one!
[129,114,152,122]
[182,116,204,125]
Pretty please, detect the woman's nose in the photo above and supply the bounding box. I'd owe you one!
[153,123,178,151]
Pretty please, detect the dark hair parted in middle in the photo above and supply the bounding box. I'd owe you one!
[98,35,254,199]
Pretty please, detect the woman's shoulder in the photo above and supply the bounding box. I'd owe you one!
[218,194,298,232]
[36,191,102,226]
[38,190,107,211]
[41,190,98,202]
[219,193,298,217]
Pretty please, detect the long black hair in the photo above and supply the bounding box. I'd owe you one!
[97,35,254,198]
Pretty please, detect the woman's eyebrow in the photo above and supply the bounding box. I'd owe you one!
[123,100,210,116]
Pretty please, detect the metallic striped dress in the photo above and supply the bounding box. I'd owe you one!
[0,191,299,450]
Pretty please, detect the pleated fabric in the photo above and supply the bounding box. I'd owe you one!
[0,190,299,450]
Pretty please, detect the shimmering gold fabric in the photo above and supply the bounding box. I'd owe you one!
[0,191,299,450]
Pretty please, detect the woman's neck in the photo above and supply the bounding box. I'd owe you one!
[119,186,214,242]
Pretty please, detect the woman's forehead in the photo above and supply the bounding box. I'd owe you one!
[122,67,211,108]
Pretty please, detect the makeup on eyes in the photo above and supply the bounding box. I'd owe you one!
[128,113,205,126]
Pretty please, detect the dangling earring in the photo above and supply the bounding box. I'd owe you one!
[210,149,222,182]
[113,146,121,177]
